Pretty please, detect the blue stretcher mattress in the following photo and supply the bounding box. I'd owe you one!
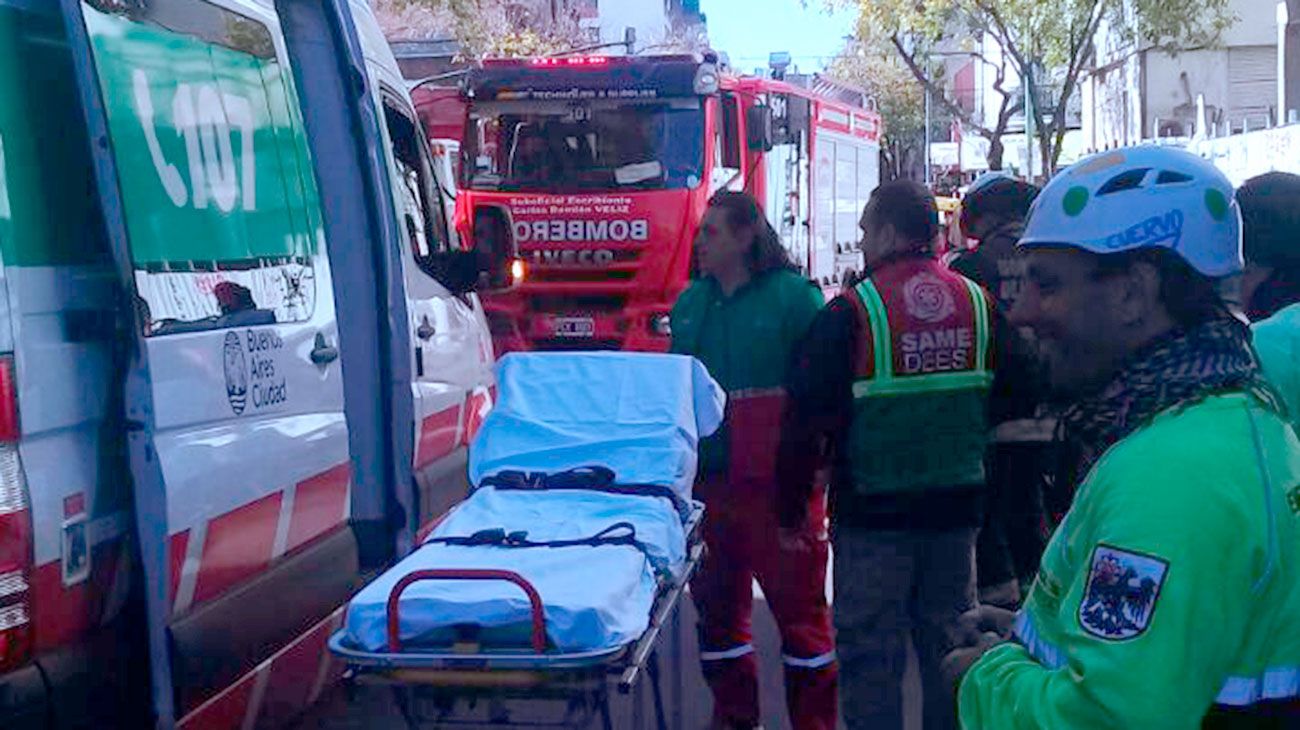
[342,353,723,654]
[469,352,725,500]
[343,486,690,653]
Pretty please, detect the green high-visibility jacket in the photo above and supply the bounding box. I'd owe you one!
[959,393,1300,729]
[1253,302,1300,429]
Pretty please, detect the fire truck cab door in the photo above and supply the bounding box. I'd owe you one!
[60,0,359,724]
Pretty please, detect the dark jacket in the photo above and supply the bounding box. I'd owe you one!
[951,221,1055,427]
[776,254,991,531]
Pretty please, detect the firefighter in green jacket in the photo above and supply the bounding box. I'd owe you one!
[947,146,1300,728]
[672,191,837,730]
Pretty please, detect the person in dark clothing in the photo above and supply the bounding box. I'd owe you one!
[1236,171,1300,321]
[951,174,1039,311]
[778,181,995,730]
[950,174,1052,608]
[1246,172,1300,436]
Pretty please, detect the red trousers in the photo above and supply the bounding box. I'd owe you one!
[692,475,838,730]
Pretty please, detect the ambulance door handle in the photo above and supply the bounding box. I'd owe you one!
[310,333,339,366]
[417,317,436,341]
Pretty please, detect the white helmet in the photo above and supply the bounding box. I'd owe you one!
[1019,146,1242,277]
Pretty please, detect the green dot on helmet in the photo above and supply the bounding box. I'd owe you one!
[1062,186,1089,216]
[1205,189,1229,221]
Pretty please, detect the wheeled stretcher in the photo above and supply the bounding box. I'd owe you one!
[329,353,725,729]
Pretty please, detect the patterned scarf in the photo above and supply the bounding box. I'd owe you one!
[1048,315,1282,521]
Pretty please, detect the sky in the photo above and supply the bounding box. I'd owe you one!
[702,0,857,73]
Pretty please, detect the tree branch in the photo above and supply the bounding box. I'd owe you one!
[972,0,1029,71]
[890,33,1000,140]
[1035,0,1103,172]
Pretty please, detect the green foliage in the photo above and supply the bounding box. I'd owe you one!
[826,36,926,178]
[840,0,1234,174]
[377,0,582,58]
[828,40,924,141]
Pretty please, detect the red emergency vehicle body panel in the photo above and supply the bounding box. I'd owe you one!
[808,97,881,290]
[451,58,881,353]
[724,76,882,296]
[460,187,706,353]
[412,86,467,142]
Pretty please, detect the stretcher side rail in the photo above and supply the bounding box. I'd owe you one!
[329,634,626,672]
[386,569,548,654]
[618,536,703,694]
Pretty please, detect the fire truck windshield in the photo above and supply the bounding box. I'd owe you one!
[463,99,704,192]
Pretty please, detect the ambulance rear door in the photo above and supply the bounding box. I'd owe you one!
[59,0,361,725]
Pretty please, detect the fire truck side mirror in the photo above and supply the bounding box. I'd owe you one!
[470,205,522,292]
[747,105,774,152]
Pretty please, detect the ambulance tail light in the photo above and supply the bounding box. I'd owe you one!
[0,443,32,673]
[0,353,30,672]
[0,356,17,443]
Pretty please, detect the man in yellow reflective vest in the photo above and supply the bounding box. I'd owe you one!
[778,180,995,730]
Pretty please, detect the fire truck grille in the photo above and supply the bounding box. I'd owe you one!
[530,269,637,284]
[530,295,626,313]
[532,339,623,352]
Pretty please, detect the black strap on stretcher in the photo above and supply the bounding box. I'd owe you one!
[426,521,670,578]
[478,465,691,518]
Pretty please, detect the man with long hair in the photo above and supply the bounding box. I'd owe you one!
[672,191,838,729]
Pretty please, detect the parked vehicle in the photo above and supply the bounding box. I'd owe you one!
[0,0,513,727]
[451,54,882,353]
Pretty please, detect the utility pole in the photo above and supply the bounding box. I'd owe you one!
[1024,64,1034,181]
[924,83,932,185]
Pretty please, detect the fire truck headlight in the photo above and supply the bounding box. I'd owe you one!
[650,314,672,337]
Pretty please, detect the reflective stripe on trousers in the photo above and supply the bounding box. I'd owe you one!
[783,650,838,669]
[700,644,755,662]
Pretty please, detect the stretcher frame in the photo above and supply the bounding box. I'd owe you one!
[329,504,704,730]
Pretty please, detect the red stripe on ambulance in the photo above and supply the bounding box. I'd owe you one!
[416,404,461,468]
[31,538,123,651]
[286,464,351,555]
[248,610,338,727]
[461,388,491,447]
[169,529,190,608]
[176,669,257,730]
[191,492,282,607]
[177,608,345,730]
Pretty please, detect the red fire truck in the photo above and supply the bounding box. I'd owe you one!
[449,53,882,353]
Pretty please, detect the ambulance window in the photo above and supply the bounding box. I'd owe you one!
[721,94,742,170]
[82,0,322,336]
[85,0,278,59]
[382,99,451,277]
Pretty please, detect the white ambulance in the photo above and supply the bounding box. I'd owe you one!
[0,0,510,727]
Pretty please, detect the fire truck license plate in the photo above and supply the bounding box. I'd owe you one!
[554,317,595,338]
